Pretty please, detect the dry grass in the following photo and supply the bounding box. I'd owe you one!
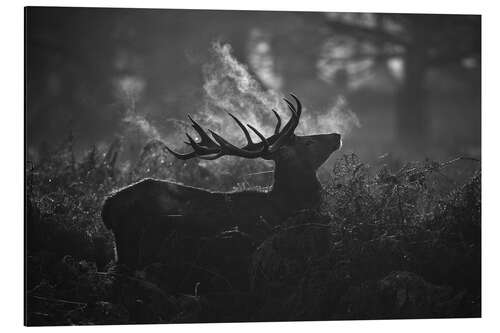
[26,137,480,325]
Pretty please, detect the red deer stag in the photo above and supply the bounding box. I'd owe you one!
[102,94,341,272]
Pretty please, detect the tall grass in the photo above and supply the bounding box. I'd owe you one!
[26,136,480,325]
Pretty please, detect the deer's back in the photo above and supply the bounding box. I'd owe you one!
[104,178,276,227]
[102,178,278,268]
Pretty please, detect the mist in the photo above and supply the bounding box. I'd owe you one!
[26,8,480,166]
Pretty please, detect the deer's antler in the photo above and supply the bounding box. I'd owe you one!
[166,93,302,160]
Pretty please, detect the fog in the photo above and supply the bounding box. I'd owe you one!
[26,8,481,167]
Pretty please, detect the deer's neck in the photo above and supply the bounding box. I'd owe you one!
[270,163,322,209]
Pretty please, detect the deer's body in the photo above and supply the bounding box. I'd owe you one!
[102,179,267,269]
[102,95,341,272]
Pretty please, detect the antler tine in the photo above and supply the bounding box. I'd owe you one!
[272,109,281,134]
[165,146,198,160]
[185,133,197,146]
[283,98,298,118]
[166,115,223,160]
[198,152,224,160]
[209,130,266,158]
[188,115,218,148]
[227,112,253,145]
[279,97,299,131]
[289,93,302,117]
[267,94,302,154]
[247,124,269,152]
[185,133,219,154]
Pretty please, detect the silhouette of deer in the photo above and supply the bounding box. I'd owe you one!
[102,94,341,271]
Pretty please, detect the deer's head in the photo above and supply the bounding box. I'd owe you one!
[167,94,341,176]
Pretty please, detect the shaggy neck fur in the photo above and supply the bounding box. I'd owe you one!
[269,161,322,209]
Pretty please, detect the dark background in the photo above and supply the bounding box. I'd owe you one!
[26,7,481,168]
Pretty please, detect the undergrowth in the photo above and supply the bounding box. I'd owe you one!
[25,137,481,325]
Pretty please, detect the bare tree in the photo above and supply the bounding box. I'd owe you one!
[323,13,480,150]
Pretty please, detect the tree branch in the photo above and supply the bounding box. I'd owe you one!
[326,20,410,47]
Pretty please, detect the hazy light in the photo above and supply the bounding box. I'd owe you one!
[114,75,146,103]
[317,37,375,90]
[117,42,361,171]
[462,57,478,69]
[387,57,404,81]
[248,29,283,91]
